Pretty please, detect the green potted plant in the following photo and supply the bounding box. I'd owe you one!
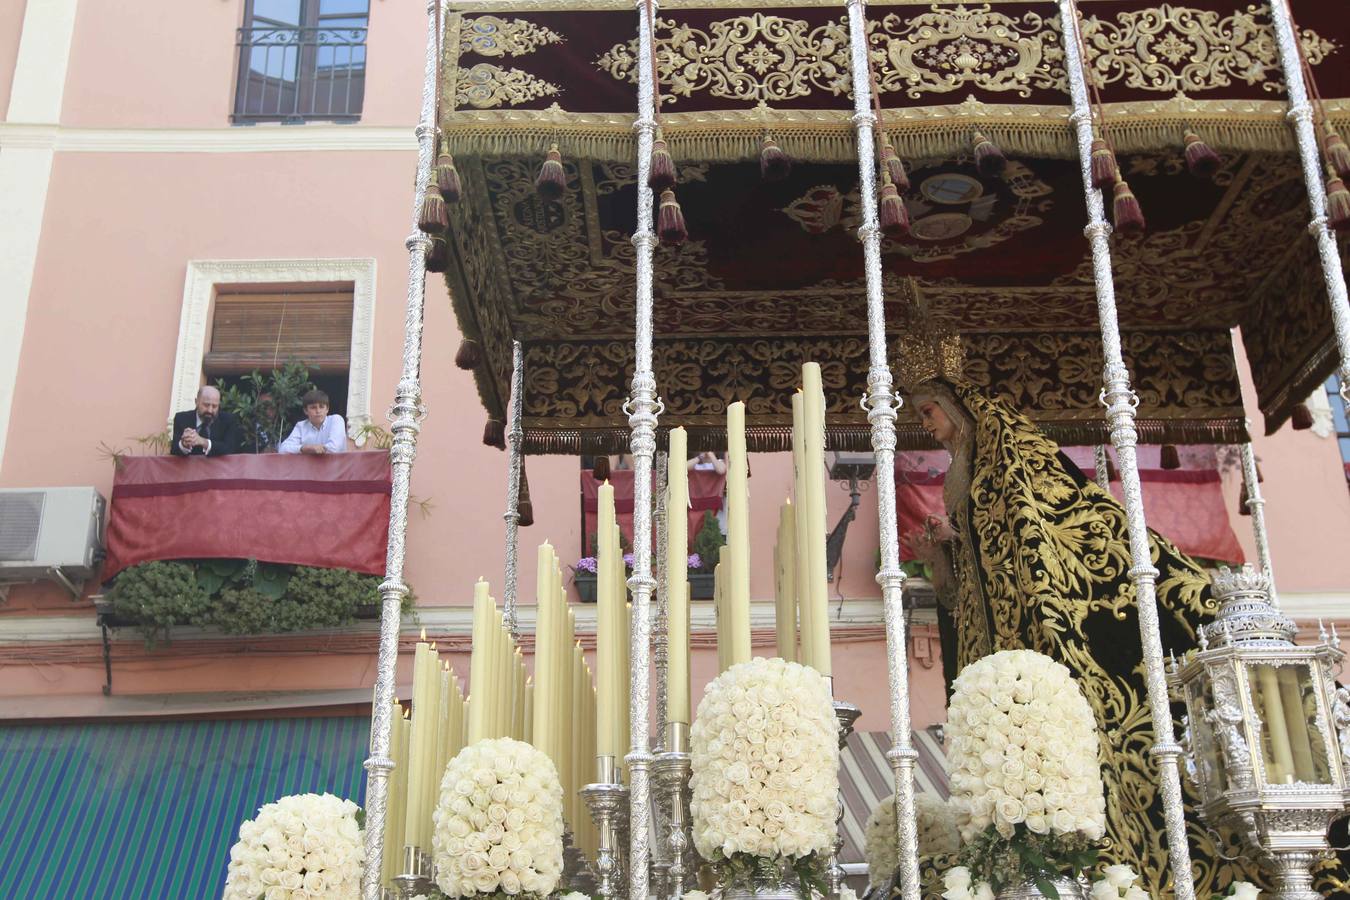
[216,358,317,453]
[688,510,724,599]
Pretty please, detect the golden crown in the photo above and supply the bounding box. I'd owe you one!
[893,282,966,389]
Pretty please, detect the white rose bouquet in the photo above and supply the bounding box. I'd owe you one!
[943,650,1106,898]
[690,657,839,895]
[431,737,564,899]
[222,792,364,899]
[864,793,960,886]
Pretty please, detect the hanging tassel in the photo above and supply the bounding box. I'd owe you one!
[535,143,566,200]
[483,419,506,450]
[1291,402,1315,430]
[1090,138,1118,190]
[418,182,448,234]
[1183,130,1221,178]
[759,135,791,182]
[972,130,1006,177]
[880,134,910,192]
[592,455,610,481]
[1111,175,1146,234]
[877,172,910,238]
[1325,125,1350,179]
[1160,444,1181,470]
[425,236,448,274]
[1326,175,1350,231]
[648,131,677,191]
[517,467,534,527]
[455,339,482,370]
[436,141,462,203]
[657,189,688,246]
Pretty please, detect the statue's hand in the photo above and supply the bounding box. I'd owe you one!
[901,528,943,564]
[924,514,956,542]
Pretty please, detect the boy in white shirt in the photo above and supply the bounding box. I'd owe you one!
[278,389,347,454]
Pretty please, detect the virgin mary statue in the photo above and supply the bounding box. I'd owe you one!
[896,333,1270,897]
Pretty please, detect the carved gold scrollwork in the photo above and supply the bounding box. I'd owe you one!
[592,4,1336,103]
[1078,3,1337,94]
[876,5,1058,99]
[455,63,561,108]
[460,15,564,58]
[595,13,853,104]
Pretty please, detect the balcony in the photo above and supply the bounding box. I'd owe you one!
[233,25,366,123]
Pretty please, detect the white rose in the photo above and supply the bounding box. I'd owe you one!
[1231,883,1261,900]
[1102,864,1136,888]
[1090,880,1119,900]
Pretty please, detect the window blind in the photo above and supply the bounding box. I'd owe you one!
[204,291,353,375]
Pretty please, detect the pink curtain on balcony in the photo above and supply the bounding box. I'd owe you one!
[579,469,726,558]
[895,445,1244,564]
[102,453,392,580]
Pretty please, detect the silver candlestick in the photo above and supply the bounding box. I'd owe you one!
[654,721,696,900]
[583,757,630,900]
[393,846,434,900]
[830,699,863,897]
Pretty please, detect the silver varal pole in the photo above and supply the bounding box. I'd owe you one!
[1092,444,1111,492]
[503,340,525,638]
[1267,0,1350,400]
[1239,441,1279,608]
[361,0,440,896]
[627,0,661,897]
[1059,3,1195,897]
[653,450,670,752]
[842,2,921,898]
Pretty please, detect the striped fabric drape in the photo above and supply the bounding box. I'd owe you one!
[838,730,950,865]
[0,716,369,899]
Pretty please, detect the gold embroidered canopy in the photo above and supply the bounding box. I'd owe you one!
[434,0,1350,452]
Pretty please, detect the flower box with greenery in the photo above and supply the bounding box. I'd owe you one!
[939,650,1107,900]
[103,558,413,648]
[572,509,724,602]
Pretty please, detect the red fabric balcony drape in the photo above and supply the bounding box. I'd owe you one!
[102,453,392,580]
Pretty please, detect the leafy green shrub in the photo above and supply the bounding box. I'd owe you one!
[691,510,725,573]
[108,561,213,647]
[108,559,412,647]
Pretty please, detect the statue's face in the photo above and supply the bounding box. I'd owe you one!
[918,400,957,443]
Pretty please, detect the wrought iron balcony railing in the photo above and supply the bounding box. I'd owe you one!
[233,25,366,123]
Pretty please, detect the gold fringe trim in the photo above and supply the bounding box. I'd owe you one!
[517,418,1249,455]
[444,100,1350,163]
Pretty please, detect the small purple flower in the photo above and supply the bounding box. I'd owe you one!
[575,556,598,574]
[622,553,635,569]
[687,554,702,570]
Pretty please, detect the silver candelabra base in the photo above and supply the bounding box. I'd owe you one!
[582,757,630,900]
[830,699,862,898]
[654,721,697,900]
[392,846,435,900]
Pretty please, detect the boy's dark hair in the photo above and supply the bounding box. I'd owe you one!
[302,389,330,407]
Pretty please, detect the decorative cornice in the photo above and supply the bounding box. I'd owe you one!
[0,123,415,154]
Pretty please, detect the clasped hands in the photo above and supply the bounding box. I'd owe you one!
[900,513,954,564]
[180,427,209,450]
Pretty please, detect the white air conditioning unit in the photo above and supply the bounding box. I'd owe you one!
[0,487,106,584]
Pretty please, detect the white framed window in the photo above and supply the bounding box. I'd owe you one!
[169,258,377,444]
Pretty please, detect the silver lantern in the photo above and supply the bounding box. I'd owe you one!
[1169,565,1350,900]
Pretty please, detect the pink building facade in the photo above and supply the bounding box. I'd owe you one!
[1,5,1348,889]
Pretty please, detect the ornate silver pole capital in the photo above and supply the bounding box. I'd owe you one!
[841,4,921,899]
[1058,3,1196,897]
[361,3,442,898]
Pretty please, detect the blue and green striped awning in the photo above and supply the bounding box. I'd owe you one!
[0,715,369,899]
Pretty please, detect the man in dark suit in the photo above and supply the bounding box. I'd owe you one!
[171,385,242,456]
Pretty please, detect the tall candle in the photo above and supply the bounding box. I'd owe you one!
[512,647,526,740]
[801,363,832,676]
[596,482,619,758]
[791,392,815,669]
[533,544,555,757]
[725,402,752,667]
[714,563,727,673]
[666,428,691,723]
[405,639,430,845]
[381,699,405,887]
[524,679,534,745]
[467,581,490,743]
[775,500,798,661]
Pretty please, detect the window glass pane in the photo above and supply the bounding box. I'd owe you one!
[251,0,301,25]
[1340,437,1350,462]
[319,0,369,14]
